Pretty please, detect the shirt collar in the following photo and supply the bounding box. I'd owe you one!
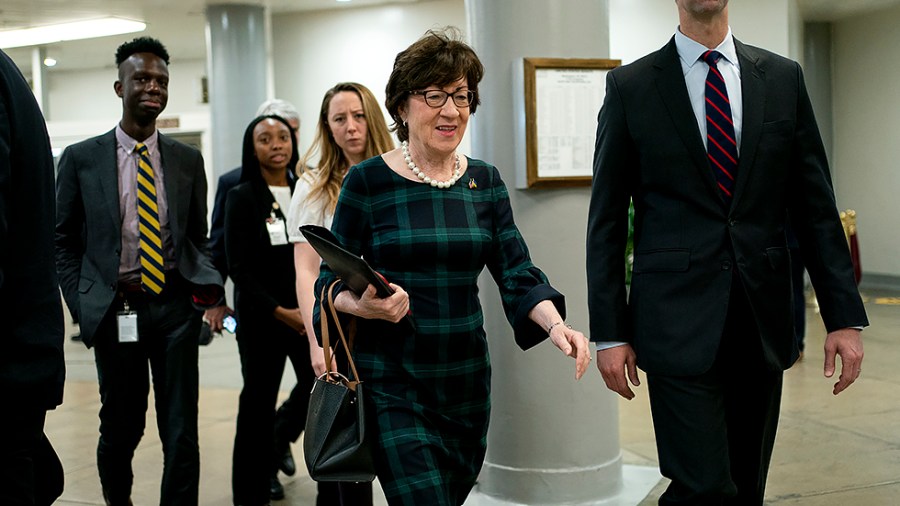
[675,26,738,70]
[116,124,160,155]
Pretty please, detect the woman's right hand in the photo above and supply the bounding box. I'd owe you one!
[336,283,410,323]
[309,343,337,377]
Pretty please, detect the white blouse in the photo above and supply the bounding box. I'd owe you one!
[286,171,334,243]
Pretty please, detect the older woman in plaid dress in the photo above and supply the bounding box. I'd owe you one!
[314,27,591,506]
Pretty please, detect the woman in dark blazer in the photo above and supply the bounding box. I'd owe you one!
[225,114,308,506]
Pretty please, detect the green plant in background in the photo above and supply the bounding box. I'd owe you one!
[625,200,635,286]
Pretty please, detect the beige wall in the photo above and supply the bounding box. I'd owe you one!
[42,59,209,152]
[271,0,467,164]
[833,4,900,277]
[609,0,794,65]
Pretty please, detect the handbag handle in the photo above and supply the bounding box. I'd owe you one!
[319,281,363,390]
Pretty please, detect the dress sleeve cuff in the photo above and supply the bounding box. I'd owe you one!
[513,284,565,351]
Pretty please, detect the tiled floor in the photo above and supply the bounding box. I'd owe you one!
[623,288,900,505]
[49,288,899,505]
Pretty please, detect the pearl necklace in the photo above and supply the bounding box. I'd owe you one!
[401,141,461,189]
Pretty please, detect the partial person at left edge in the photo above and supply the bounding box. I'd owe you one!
[55,37,223,506]
[0,48,66,506]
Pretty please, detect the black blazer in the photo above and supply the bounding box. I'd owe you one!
[209,166,242,281]
[0,50,65,409]
[587,37,868,376]
[224,174,298,324]
[210,165,297,288]
[55,129,223,347]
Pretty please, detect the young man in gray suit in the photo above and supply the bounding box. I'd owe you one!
[55,37,222,506]
[587,1,867,503]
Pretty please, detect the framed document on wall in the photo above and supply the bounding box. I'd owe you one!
[523,57,620,188]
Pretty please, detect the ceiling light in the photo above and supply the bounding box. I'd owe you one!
[43,57,57,67]
[0,17,146,49]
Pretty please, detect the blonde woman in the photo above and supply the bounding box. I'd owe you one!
[284,82,393,506]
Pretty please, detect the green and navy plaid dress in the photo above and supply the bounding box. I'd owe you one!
[315,156,564,506]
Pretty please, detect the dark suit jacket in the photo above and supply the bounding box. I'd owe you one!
[0,50,65,410]
[223,173,298,324]
[55,128,223,347]
[587,37,868,376]
[210,165,298,285]
[209,166,242,281]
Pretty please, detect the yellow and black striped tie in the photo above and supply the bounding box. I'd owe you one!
[136,143,166,294]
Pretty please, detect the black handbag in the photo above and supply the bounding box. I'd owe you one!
[303,281,376,482]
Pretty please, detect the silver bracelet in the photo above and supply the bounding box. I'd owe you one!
[547,321,572,334]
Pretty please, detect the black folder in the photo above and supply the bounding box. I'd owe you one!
[299,224,393,297]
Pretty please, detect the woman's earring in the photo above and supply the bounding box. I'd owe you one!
[403,120,408,127]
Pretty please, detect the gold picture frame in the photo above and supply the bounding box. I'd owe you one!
[523,57,620,188]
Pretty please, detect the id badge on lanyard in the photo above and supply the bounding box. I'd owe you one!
[117,301,139,343]
[266,202,288,246]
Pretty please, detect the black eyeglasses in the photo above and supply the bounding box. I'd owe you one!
[409,89,476,108]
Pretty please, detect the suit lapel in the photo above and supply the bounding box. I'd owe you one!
[159,134,182,248]
[732,39,765,209]
[96,129,121,229]
[653,39,721,200]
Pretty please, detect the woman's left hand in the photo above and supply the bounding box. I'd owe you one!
[549,324,591,380]
[273,306,305,334]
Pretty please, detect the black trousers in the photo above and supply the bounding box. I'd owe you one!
[647,283,784,506]
[93,283,201,506]
[272,342,315,449]
[232,312,313,505]
[0,409,64,506]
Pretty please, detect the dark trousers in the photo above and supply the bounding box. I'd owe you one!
[93,285,201,506]
[232,313,313,505]
[647,285,784,505]
[272,343,315,449]
[0,410,64,506]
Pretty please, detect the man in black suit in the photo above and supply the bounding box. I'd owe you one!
[1,48,66,506]
[587,1,868,504]
[55,37,222,506]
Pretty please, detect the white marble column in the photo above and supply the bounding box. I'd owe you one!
[31,47,50,117]
[463,1,637,504]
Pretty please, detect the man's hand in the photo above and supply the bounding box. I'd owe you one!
[204,305,231,333]
[597,344,640,400]
[824,327,863,395]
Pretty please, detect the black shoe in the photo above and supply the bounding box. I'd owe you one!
[102,489,133,506]
[70,332,82,342]
[279,446,296,476]
[270,476,285,501]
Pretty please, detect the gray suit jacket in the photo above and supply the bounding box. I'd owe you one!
[56,128,222,347]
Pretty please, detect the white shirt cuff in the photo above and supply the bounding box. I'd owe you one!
[594,341,628,351]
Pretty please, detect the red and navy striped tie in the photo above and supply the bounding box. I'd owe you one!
[703,50,738,204]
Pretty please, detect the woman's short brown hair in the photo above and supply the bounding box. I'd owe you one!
[385,26,484,142]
